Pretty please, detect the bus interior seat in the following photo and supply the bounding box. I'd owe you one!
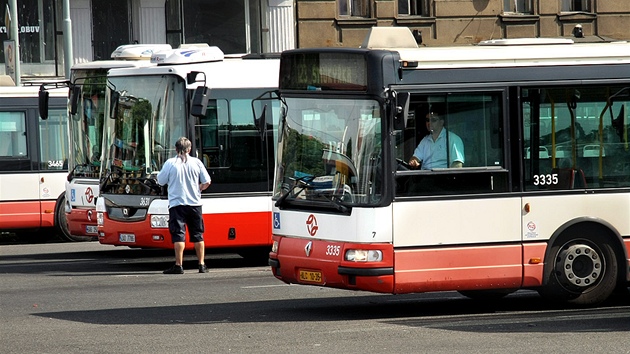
[550,167,587,189]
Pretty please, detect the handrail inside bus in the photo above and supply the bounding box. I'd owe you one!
[396,166,507,176]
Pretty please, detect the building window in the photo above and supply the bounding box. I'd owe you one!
[561,0,591,12]
[504,0,532,14]
[398,0,429,16]
[339,0,370,17]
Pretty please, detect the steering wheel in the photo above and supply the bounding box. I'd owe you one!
[396,158,411,171]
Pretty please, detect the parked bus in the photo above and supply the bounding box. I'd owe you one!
[0,84,69,240]
[51,44,169,242]
[266,27,630,306]
[96,45,279,259]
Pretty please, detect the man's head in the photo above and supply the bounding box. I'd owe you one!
[175,137,192,154]
[425,110,445,133]
[424,103,446,133]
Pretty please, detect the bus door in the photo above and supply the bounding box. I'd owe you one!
[393,90,524,291]
[37,106,69,227]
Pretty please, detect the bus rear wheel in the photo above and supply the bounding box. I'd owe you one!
[538,234,618,306]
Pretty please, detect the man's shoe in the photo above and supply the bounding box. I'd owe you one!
[163,265,184,274]
[199,264,208,273]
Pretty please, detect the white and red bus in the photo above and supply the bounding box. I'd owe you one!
[96,45,279,259]
[267,27,630,306]
[55,44,169,242]
[0,84,69,240]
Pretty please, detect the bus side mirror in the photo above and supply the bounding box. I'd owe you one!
[394,92,410,131]
[191,86,209,118]
[109,91,120,119]
[38,86,49,120]
[68,85,81,115]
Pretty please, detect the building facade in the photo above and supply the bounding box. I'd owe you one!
[296,0,630,47]
[1,0,630,80]
[0,0,295,79]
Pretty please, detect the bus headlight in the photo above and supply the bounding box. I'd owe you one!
[97,212,104,226]
[271,240,279,253]
[151,215,169,228]
[345,249,383,262]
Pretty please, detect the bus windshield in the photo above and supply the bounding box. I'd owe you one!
[274,97,383,208]
[69,70,107,178]
[102,74,187,195]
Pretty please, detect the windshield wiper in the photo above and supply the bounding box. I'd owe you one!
[274,175,314,208]
[312,191,350,213]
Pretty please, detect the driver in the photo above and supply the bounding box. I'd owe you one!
[409,104,464,169]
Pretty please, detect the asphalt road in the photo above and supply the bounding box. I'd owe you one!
[1,239,630,353]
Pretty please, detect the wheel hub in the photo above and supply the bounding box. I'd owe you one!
[556,244,602,289]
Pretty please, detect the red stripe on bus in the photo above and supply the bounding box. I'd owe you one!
[0,200,42,229]
[99,211,272,250]
[394,245,523,293]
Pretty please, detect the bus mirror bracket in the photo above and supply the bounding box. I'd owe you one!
[394,91,410,131]
[252,90,280,141]
[191,86,209,118]
[187,71,206,86]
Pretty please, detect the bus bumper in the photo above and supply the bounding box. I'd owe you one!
[269,236,394,293]
[66,208,98,236]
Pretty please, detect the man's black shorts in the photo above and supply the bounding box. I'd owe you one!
[168,205,204,243]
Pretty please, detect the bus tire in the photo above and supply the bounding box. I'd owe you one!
[54,194,93,242]
[538,230,618,306]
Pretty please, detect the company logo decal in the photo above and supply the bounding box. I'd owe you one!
[85,187,94,204]
[306,214,318,236]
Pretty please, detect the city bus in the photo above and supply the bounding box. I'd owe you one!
[96,45,279,259]
[266,27,630,306]
[52,44,169,242]
[0,84,69,240]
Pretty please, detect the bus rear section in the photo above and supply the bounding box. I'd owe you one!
[96,45,279,259]
[0,85,69,240]
[268,30,630,306]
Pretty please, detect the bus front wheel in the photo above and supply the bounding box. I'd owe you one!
[54,194,93,242]
[539,233,618,306]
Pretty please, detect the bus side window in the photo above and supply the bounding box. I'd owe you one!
[523,86,630,191]
[197,99,229,169]
[396,92,507,197]
[39,109,69,170]
[0,112,27,158]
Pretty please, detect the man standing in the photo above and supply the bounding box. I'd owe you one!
[157,137,211,274]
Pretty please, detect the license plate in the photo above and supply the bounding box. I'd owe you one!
[299,269,323,284]
[119,233,136,243]
[85,225,98,234]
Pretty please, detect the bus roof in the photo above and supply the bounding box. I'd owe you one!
[361,26,630,69]
[108,56,280,89]
[71,60,156,71]
[0,84,67,97]
[396,41,630,69]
